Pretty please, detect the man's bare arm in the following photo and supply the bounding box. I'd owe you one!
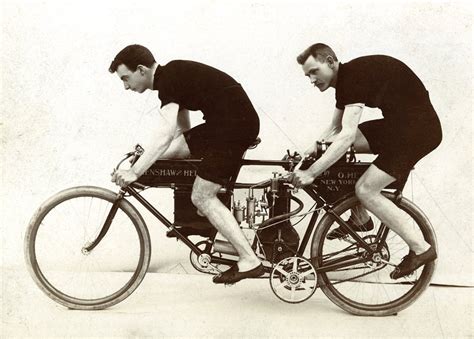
[175,108,191,137]
[305,107,343,155]
[131,102,180,177]
[306,104,363,177]
[321,107,344,141]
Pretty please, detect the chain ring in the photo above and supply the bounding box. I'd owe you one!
[189,241,223,274]
[269,256,318,304]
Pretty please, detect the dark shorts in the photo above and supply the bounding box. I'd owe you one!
[358,105,442,188]
[183,115,259,186]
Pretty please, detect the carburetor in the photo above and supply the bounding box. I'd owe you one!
[233,172,284,228]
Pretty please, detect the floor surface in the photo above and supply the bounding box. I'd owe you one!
[2,268,473,338]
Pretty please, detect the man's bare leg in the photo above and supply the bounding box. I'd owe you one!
[346,129,372,225]
[324,129,372,238]
[191,176,261,271]
[355,165,431,254]
[349,204,370,224]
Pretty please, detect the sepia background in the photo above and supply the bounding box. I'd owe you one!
[1,0,472,290]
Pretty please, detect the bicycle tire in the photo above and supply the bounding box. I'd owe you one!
[311,192,437,316]
[24,186,151,310]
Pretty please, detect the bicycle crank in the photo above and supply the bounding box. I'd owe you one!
[269,256,318,303]
[189,241,224,274]
[358,235,390,269]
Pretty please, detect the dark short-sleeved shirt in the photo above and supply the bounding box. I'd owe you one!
[335,55,433,121]
[153,60,242,120]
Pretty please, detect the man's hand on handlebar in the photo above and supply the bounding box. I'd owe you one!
[288,169,316,188]
[111,168,138,188]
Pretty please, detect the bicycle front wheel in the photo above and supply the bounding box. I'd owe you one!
[25,186,151,310]
[311,192,437,316]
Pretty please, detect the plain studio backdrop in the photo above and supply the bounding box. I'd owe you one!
[1,0,472,286]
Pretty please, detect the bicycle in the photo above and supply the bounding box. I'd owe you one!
[24,141,437,316]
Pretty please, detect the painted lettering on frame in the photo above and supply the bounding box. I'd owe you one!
[144,168,198,177]
[316,165,370,203]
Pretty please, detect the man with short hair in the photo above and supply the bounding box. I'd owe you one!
[109,44,264,284]
[290,43,442,279]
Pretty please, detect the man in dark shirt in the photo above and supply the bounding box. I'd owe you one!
[290,43,442,279]
[108,44,264,284]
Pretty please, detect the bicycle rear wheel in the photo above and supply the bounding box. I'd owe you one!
[25,186,151,310]
[311,192,436,316]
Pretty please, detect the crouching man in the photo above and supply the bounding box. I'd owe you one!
[290,43,442,279]
[109,44,264,284]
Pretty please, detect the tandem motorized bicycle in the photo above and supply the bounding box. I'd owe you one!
[25,140,437,316]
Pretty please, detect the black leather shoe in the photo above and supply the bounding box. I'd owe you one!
[326,217,374,240]
[390,246,437,279]
[213,264,265,285]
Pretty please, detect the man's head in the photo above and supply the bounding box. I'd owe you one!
[297,43,339,92]
[109,44,157,93]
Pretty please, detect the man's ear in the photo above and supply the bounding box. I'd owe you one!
[326,56,335,68]
[137,65,147,75]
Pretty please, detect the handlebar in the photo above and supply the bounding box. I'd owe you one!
[112,145,148,190]
[114,144,144,171]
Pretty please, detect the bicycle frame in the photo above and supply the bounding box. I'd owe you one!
[86,157,396,275]
[25,134,436,315]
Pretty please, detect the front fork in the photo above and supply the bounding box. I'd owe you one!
[82,190,125,254]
